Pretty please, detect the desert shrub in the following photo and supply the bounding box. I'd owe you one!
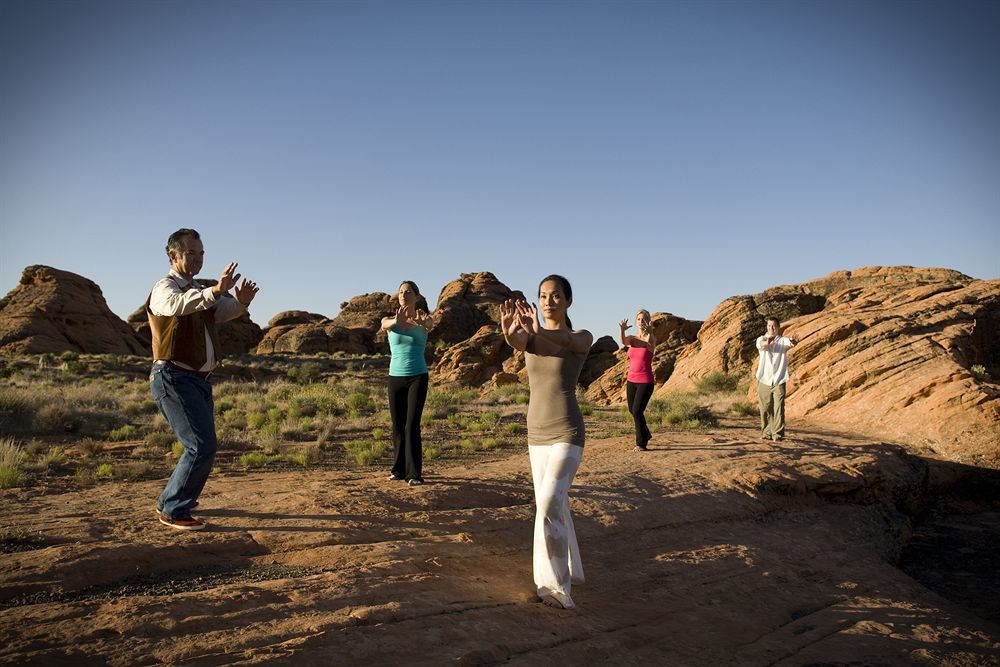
[59,351,79,362]
[258,422,281,448]
[425,387,476,417]
[0,389,32,433]
[78,438,104,459]
[107,424,138,441]
[95,463,114,479]
[502,422,522,435]
[113,462,155,481]
[286,445,322,466]
[266,406,283,423]
[345,392,376,416]
[697,371,740,394]
[0,528,46,552]
[295,362,323,384]
[481,437,502,451]
[33,403,81,434]
[146,431,176,450]
[424,446,441,460]
[39,446,66,468]
[171,442,185,459]
[488,383,530,405]
[970,364,993,383]
[730,401,757,417]
[246,411,268,430]
[343,439,388,466]
[24,440,48,459]
[74,467,97,486]
[649,393,717,429]
[240,451,281,468]
[0,438,25,489]
[580,404,594,416]
[460,438,477,452]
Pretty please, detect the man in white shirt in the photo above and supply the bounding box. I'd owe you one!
[147,229,258,530]
[755,317,797,442]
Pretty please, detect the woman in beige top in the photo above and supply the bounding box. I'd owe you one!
[500,274,593,610]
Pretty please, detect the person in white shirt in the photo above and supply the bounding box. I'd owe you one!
[146,229,258,530]
[755,317,797,442]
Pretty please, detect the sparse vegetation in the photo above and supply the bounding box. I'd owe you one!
[343,439,388,466]
[0,437,25,488]
[970,364,994,383]
[648,393,717,429]
[697,371,740,394]
[730,401,757,417]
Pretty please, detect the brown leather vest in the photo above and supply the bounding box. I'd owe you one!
[145,279,221,369]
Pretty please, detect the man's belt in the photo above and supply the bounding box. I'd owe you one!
[154,360,214,380]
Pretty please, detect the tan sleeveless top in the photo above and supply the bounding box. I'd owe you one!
[525,341,586,447]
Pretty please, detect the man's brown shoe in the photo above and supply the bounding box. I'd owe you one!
[158,514,206,531]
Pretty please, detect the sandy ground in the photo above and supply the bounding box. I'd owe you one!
[2,420,999,666]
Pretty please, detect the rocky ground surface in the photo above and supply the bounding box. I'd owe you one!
[2,418,999,666]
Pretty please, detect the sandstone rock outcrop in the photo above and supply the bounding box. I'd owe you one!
[586,313,702,404]
[0,266,146,356]
[255,293,400,355]
[433,325,512,386]
[660,267,1000,464]
[430,273,524,344]
[579,336,619,388]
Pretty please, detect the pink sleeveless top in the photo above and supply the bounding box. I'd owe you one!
[627,344,654,383]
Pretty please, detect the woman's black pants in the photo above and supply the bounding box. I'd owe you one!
[388,373,429,481]
[627,381,654,448]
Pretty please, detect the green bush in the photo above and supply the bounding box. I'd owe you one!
[39,446,66,468]
[78,438,104,459]
[970,364,993,383]
[729,401,757,417]
[580,404,594,416]
[502,422,522,435]
[345,392,376,414]
[95,463,114,479]
[343,439,388,466]
[146,431,176,450]
[171,442,186,459]
[247,412,267,430]
[107,424,138,441]
[696,371,740,394]
[649,393,717,429]
[286,445,322,466]
[424,446,441,460]
[240,451,281,468]
[0,438,24,489]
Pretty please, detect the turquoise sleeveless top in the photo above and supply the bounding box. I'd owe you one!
[388,325,429,376]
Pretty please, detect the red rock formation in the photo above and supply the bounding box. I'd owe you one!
[660,267,1000,464]
[0,266,146,356]
[255,293,403,355]
[433,325,512,386]
[430,272,525,344]
[579,336,619,388]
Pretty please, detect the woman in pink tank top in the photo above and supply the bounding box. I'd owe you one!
[619,309,657,451]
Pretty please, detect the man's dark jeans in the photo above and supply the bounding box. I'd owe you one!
[150,362,217,519]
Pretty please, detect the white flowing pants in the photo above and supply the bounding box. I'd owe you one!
[529,442,584,607]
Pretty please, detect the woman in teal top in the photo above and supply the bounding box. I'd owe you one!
[380,281,433,486]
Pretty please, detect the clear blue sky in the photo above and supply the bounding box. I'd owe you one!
[2,0,998,341]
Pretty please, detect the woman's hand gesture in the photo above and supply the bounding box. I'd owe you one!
[516,300,541,335]
[500,299,521,335]
[619,318,631,332]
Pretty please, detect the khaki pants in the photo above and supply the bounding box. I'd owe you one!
[757,380,787,440]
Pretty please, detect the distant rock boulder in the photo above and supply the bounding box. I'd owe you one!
[661,266,1000,465]
[434,325,512,386]
[0,265,146,356]
[431,272,525,344]
[267,311,331,328]
[579,336,619,388]
[255,292,402,356]
[586,313,702,404]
